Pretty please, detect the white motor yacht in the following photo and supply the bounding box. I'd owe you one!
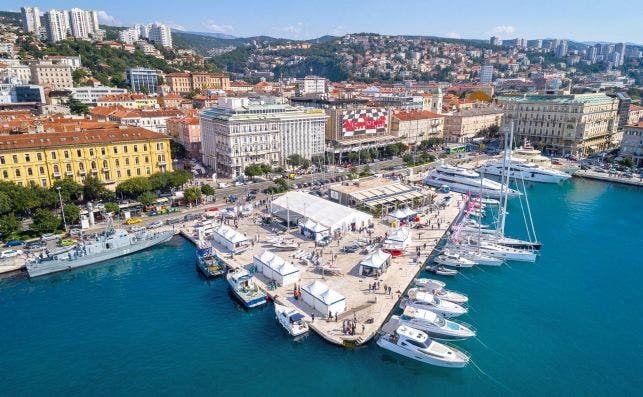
[377,325,469,368]
[403,290,468,317]
[478,158,571,184]
[395,306,475,339]
[424,163,521,199]
[425,265,458,276]
[452,247,504,266]
[434,252,476,268]
[274,303,309,337]
[416,285,469,304]
[414,278,446,290]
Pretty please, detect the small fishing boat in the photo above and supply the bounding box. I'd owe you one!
[377,325,469,368]
[196,252,227,278]
[426,265,458,276]
[274,303,309,337]
[434,252,476,268]
[226,268,267,308]
[394,306,475,339]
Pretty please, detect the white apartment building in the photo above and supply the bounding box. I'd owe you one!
[68,8,99,39]
[496,93,619,156]
[119,28,140,45]
[44,9,68,43]
[199,97,327,178]
[297,75,326,95]
[20,6,41,34]
[29,62,73,90]
[69,86,128,105]
[148,23,172,48]
[0,63,32,84]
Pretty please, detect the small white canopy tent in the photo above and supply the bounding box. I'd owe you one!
[301,280,346,317]
[253,250,301,286]
[213,225,249,253]
[359,249,392,276]
[299,218,330,241]
[382,228,412,254]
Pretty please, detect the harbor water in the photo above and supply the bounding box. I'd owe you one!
[1,178,641,396]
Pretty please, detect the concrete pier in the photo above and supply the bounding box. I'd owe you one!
[186,190,464,347]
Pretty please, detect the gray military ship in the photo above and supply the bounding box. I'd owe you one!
[27,227,174,278]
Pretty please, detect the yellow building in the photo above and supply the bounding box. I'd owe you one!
[0,127,172,188]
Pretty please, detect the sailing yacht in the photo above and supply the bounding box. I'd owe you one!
[424,163,521,198]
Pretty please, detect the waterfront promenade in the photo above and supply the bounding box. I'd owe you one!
[573,169,643,187]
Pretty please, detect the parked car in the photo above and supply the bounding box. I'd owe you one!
[184,213,201,221]
[41,233,60,241]
[1,249,23,258]
[25,240,46,250]
[5,239,24,247]
[69,228,83,237]
[166,218,182,225]
[147,220,164,229]
[125,217,142,225]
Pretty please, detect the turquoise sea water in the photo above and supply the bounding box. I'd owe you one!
[1,179,642,396]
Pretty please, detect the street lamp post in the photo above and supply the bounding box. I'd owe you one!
[56,186,67,231]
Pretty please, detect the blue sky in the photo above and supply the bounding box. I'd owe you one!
[5,0,641,43]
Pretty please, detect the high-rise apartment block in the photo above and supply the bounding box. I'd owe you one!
[44,9,68,43]
[68,8,99,39]
[20,6,41,34]
[147,23,172,48]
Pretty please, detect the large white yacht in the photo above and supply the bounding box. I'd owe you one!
[501,140,552,167]
[478,159,571,183]
[424,163,521,198]
[274,303,309,337]
[395,307,475,339]
[377,325,469,368]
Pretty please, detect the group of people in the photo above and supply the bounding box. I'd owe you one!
[342,319,364,336]
[292,284,302,300]
[368,281,392,295]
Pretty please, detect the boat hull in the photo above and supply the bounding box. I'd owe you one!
[27,231,174,278]
[376,337,468,368]
[394,316,474,340]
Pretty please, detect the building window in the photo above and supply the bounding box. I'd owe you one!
[143,145,148,151]
[123,146,128,153]
[79,163,84,171]
[113,147,118,154]
[37,153,42,161]
[136,168,141,176]
[77,149,82,157]
[27,168,33,176]
[133,145,138,152]
[64,150,69,159]
[0,156,4,164]
[39,166,45,175]
[126,169,131,177]
[145,156,149,163]
[24,154,30,162]
[89,149,94,156]
[125,158,130,166]
[91,161,97,170]
[12,155,18,163]
[2,170,7,178]
[15,169,20,177]
[135,157,139,165]
[101,148,106,156]
[66,164,72,172]
[41,179,47,187]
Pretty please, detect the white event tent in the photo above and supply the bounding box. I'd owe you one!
[253,250,301,286]
[271,191,372,233]
[301,280,346,317]
[359,249,392,276]
[212,225,249,254]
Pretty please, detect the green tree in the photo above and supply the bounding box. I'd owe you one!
[104,202,120,214]
[149,172,170,191]
[137,191,158,207]
[244,164,264,178]
[0,191,12,215]
[200,184,215,196]
[167,170,192,189]
[0,213,21,238]
[116,177,153,198]
[359,164,372,177]
[68,97,89,115]
[31,209,61,234]
[184,187,202,204]
[52,178,83,202]
[9,186,40,215]
[63,203,81,224]
[83,176,113,201]
[72,68,89,85]
[170,140,187,160]
[618,157,635,169]
[287,154,305,167]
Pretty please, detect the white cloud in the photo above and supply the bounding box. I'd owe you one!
[202,19,234,33]
[96,11,117,25]
[159,21,186,31]
[446,32,461,39]
[492,25,516,35]
[282,22,304,36]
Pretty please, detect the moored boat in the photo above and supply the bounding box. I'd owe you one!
[274,303,309,337]
[226,268,267,308]
[426,265,458,276]
[403,290,468,317]
[394,306,475,339]
[377,325,469,368]
[434,252,476,268]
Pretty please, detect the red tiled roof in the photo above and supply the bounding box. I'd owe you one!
[0,127,168,151]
